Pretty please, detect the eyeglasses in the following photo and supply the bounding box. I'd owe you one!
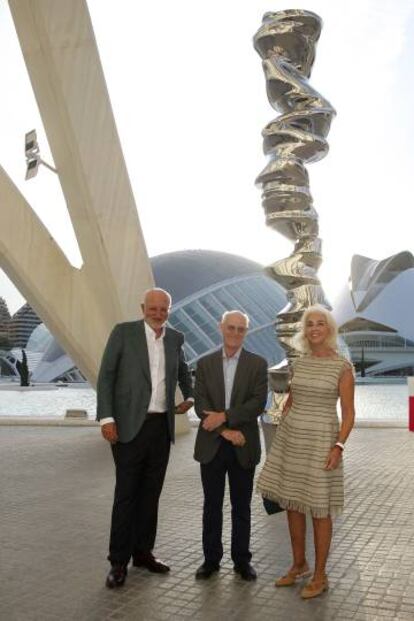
[225,325,248,334]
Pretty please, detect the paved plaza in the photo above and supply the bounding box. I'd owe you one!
[2,425,414,620]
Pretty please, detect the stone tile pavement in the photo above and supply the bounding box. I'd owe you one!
[1,425,414,620]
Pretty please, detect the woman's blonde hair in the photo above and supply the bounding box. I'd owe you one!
[294,304,339,354]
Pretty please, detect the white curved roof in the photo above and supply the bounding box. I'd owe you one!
[350,252,414,312]
[31,250,286,382]
[334,252,414,342]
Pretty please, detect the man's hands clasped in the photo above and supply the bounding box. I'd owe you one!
[221,429,246,447]
[202,410,226,431]
[202,410,246,447]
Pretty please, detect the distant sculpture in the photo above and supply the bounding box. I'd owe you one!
[16,349,29,386]
[253,10,335,425]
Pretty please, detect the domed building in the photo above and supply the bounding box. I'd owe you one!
[334,252,414,377]
[25,250,287,383]
[152,250,286,366]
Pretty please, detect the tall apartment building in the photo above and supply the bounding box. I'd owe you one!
[8,303,41,348]
[0,297,11,349]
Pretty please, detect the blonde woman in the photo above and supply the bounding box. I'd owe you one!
[257,305,355,599]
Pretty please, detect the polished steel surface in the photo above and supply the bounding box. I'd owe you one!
[254,10,335,423]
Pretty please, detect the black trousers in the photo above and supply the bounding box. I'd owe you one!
[108,415,170,565]
[200,439,255,566]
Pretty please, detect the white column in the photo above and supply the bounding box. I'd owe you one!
[1,0,154,385]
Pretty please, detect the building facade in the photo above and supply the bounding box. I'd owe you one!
[334,252,414,377]
[3,250,287,382]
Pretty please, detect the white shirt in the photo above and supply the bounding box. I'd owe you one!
[145,321,167,413]
[222,347,242,410]
[100,321,167,426]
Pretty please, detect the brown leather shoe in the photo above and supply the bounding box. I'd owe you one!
[300,575,329,599]
[275,564,311,587]
[133,552,170,573]
[106,564,127,588]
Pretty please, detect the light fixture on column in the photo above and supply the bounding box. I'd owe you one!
[25,129,57,180]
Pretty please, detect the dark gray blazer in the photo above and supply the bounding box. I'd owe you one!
[96,320,193,443]
[193,348,268,469]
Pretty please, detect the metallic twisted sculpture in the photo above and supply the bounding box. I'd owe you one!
[253,10,335,425]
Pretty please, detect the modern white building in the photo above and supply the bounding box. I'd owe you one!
[3,250,287,383]
[334,252,414,377]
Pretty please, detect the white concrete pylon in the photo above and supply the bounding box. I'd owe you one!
[0,0,154,386]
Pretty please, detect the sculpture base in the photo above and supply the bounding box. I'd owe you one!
[261,415,277,452]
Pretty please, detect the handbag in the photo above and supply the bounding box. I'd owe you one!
[262,496,284,515]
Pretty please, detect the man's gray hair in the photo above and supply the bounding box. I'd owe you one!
[143,288,172,307]
[221,310,249,326]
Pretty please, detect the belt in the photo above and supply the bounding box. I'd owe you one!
[146,410,167,416]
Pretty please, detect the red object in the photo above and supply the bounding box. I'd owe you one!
[409,396,414,431]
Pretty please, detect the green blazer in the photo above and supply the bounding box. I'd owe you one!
[96,320,193,443]
[193,348,268,469]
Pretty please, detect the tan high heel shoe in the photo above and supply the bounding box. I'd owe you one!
[300,575,329,599]
[274,564,311,587]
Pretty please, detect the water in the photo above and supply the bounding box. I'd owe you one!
[0,388,96,419]
[0,383,409,423]
[355,384,407,422]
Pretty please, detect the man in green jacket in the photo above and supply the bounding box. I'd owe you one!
[97,288,193,588]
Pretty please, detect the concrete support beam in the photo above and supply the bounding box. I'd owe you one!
[0,0,154,385]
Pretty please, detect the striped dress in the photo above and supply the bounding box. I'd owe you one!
[257,355,353,518]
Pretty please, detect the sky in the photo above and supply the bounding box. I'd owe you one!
[0,0,413,314]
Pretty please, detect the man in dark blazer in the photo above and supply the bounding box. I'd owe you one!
[97,288,193,588]
[194,310,268,581]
